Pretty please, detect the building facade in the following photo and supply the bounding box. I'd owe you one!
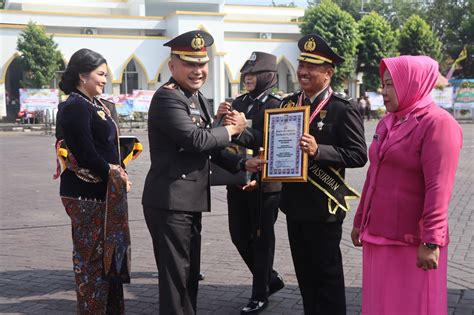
[0,0,308,118]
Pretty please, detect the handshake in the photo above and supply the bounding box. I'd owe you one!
[216,101,266,175]
[216,101,247,136]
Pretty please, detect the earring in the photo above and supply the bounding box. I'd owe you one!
[82,80,86,84]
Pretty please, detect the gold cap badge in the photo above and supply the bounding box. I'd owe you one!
[191,34,205,50]
[304,38,316,52]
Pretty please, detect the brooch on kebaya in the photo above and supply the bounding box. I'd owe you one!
[97,110,107,121]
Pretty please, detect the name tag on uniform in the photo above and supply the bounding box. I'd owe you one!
[190,109,201,116]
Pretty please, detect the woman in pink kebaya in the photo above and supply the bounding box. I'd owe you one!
[351,55,462,315]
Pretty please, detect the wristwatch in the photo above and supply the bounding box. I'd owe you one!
[423,243,438,250]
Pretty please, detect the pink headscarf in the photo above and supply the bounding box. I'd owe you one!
[380,55,439,119]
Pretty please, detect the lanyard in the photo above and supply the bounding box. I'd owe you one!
[297,87,333,124]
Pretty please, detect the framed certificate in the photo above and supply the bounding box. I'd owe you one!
[262,106,310,182]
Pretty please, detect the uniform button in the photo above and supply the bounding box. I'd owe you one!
[209,155,212,160]
[181,174,186,179]
[209,170,212,175]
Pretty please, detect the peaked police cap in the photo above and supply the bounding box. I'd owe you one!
[297,34,345,66]
[164,30,214,64]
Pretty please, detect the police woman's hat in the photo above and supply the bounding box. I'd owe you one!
[240,51,277,74]
[164,30,214,64]
[297,34,344,66]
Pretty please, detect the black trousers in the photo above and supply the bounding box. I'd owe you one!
[287,218,346,315]
[143,207,202,315]
[227,187,280,300]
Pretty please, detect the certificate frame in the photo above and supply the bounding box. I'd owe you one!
[262,106,310,182]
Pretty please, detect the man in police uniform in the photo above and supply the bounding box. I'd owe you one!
[142,30,247,314]
[216,52,284,314]
[279,34,367,314]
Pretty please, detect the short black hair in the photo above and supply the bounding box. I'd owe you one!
[59,48,107,95]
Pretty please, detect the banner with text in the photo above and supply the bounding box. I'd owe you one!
[19,89,59,112]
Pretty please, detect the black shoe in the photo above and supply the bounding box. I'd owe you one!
[240,300,268,314]
[199,272,205,281]
[268,274,285,296]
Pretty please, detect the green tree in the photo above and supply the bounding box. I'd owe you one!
[0,0,5,9]
[423,0,473,77]
[357,11,398,91]
[16,21,63,88]
[300,0,360,90]
[398,15,442,62]
[307,0,422,27]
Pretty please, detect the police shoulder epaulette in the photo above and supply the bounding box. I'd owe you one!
[234,93,247,101]
[163,82,178,90]
[268,94,282,101]
[280,91,300,108]
[332,92,352,103]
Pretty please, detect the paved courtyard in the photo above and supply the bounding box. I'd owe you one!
[0,120,473,314]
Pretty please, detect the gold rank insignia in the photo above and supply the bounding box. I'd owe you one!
[97,110,107,120]
[282,100,296,108]
[304,37,316,52]
[191,34,205,50]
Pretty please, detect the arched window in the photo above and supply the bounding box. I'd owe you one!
[120,60,139,94]
[277,60,295,93]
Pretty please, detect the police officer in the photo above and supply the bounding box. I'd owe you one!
[279,34,367,314]
[142,30,248,315]
[216,52,285,314]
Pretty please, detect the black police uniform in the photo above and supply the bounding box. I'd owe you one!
[227,87,283,304]
[279,34,367,315]
[142,31,241,315]
[225,52,285,311]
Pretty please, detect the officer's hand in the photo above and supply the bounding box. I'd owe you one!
[242,180,258,191]
[416,244,439,271]
[351,227,362,247]
[245,157,266,173]
[224,111,247,134]
[300,133,318,157]
[216,101,232,120]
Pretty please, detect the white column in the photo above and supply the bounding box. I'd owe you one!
[212,54,225,114]
[0,83,6,118]
[129,0,146,16]
[148,82,158,91]
[112,83,121,95]
[230,82,240,99]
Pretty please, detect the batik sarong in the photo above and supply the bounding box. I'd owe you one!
[62,167,130,314]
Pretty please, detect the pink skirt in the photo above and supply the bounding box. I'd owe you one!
[362,241,447,315]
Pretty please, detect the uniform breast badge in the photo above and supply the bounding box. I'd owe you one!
[97,110,107,121]
[317,110,327,130]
